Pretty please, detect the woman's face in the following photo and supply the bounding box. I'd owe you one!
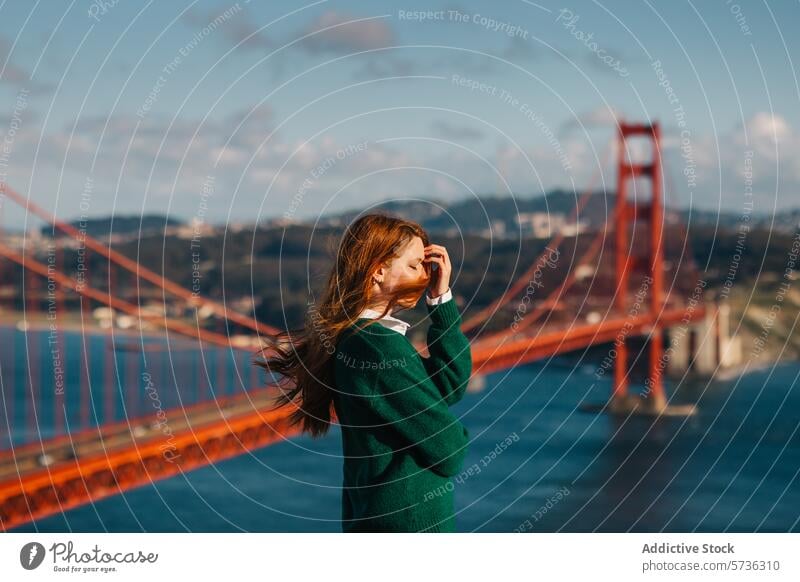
[373,236,430,309]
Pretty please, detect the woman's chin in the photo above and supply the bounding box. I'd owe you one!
[398,298,420,309]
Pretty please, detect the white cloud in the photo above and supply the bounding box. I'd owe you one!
[3,106,799,227]
[559,105,623,134]
[300,11,394,54]
[747,112,790,142]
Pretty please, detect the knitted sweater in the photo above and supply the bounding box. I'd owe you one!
[332,297,473,532]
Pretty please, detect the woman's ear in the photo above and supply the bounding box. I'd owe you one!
[372,265,385,284]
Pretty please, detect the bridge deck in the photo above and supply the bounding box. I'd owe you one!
[0,387,299,531]
[0,389,278,483]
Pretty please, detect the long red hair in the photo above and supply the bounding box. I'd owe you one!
[254,213,431,437]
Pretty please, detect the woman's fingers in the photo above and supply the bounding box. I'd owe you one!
[424,245,450,265]
[424,245,451,290]
[423,245,451,296]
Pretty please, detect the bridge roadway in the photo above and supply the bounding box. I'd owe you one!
[0,387,299,530]
[0,304,705,530]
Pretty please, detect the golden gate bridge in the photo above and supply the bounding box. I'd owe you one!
[0,121,733,530]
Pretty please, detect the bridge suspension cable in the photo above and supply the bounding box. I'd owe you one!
[0,183,280,338]
[461,142,612,334]
[0,239,235,347]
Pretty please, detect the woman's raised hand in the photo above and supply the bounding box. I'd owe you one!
[423,244,452,299]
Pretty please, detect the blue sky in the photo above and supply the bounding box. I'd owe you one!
[1,0,799,227]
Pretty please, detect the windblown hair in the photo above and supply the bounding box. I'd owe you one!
[254,213,431,437]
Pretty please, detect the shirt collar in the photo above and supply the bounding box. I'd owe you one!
[356,307,411,336]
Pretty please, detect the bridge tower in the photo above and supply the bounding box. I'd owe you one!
[612,121,667,412]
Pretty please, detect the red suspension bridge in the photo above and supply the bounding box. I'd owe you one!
[0,121,731,530]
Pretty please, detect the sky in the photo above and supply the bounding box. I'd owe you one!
[0,0,798,229]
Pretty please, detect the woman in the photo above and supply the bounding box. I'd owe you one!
[256,213,472,532]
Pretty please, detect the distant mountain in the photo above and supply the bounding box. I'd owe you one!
[315,189,616,238]
[37,193,799,241]
[678,207,800,233]
[315,190,800,237]
[40,214,184,238]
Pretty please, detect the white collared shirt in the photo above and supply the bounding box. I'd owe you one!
[356,288,453,336]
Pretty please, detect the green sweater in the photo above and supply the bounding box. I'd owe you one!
[332,297,473,532]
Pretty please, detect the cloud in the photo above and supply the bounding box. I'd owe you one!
[559,105,622,134]
[5,101,799,227]
[657,112,800,211]
[299,11,394,54]
[736,113,800,183]
[352,49,503,81]
[0,37,32,85]
[746,112,790,143]
[431,120,486,141]
[498,36,537,62]
[222,19,274,52]
[0,36,53,94]
[352,55,420,80]
[182,6,272,52]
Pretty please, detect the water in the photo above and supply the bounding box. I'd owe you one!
[0,326,262,448]
[4,327,799,532]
